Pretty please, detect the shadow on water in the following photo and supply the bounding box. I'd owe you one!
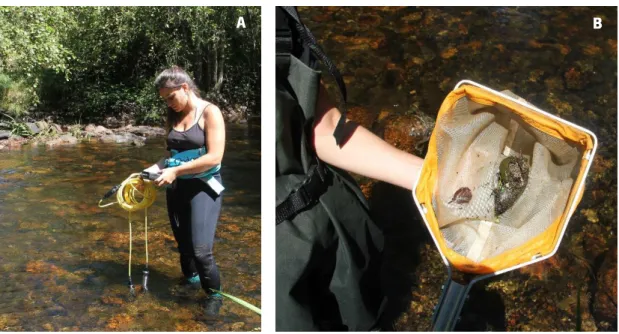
[454,283,507,331]
[0,123,260,331]
[368,182,429,330]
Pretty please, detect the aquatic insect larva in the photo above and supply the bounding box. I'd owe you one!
[449,187,473,204]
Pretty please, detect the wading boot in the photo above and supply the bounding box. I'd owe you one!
[203,292,224,316]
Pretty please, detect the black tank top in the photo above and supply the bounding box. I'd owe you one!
[167,102,210,152]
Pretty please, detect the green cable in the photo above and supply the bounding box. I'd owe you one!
[210,289,261,315]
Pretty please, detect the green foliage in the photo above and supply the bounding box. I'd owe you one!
[0,112,32,137]
[33,125,60,140]
[0,73,10,93]
[0,6,261,124]
[66,124,91,141]
[0,7,74,110]
[0,73,35,116]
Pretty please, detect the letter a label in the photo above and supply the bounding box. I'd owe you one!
[237,17,246,29]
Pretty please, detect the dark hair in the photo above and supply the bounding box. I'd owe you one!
[154,66,201,133]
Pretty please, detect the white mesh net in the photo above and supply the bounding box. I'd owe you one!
[432,93,582,263]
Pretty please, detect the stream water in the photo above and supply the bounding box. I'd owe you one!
[0,123,261,331]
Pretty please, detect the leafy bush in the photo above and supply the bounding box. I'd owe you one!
[0,6,260,124]
[0,73,35,117]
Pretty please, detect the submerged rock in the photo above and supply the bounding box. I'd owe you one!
[564,67,588,90]
[346,106,375,129]
[378,113,434,155]
[46,305,68,317]
[105,314,133,331]
[230,322,246,331]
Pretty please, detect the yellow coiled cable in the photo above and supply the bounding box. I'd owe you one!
[98,173,157,293]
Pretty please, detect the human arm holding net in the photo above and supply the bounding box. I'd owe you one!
[312,83,424,191]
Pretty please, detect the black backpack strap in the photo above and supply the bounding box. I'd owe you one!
[276,7,349,224]
[276,157,330,225]
[276,7,293,69]
[277,6,349,147]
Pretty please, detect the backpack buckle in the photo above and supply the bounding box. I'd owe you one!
[276,158,331,225]
[297,163,324,205]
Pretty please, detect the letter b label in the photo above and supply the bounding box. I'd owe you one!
[593,17,602,29]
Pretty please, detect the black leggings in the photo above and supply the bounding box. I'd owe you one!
[166,174,223,294]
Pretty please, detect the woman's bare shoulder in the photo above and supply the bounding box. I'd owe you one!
[201,100,220,112]
[199,100,224,129]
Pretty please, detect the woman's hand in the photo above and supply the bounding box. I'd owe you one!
[155,168,178,187]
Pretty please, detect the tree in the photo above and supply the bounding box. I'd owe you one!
[0,6,261,123]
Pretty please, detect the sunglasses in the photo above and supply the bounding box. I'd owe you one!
[161,85,185,103]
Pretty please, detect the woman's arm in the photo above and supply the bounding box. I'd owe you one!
[313,83,424,191]
[172,104,226,177]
